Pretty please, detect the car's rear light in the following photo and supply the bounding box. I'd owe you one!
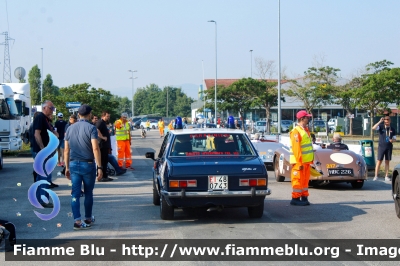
[169,180,197,188]
[257,178,266,186]
[170,181,179,188]
[239,178,266,187]
[249,179,257,186]
[153,162,157,169]
[187,180,197,187]
[240,179,249,186]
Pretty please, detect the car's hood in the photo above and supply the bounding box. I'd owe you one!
[168,156,265,175]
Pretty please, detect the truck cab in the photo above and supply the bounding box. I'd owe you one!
[0,84,22,151]
[5,83,31,144]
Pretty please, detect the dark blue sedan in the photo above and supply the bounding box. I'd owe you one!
[145,128,271,220]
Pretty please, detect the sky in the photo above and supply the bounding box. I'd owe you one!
[0,0,399,100]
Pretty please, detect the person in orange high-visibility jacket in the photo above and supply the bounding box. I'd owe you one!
[158,119,165,138]
[168,120,174,131]
[114,113,133,170]
[289,110,314,206]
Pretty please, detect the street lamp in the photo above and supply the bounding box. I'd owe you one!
[128,70,138,117]
[277,0,282,134]
[208,20,217,124]
[250,50,253,78]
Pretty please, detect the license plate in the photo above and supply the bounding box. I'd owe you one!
[328,168,354,176]
[208,175,228,190]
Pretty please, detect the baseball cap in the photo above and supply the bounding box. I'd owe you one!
[296,110,312,119]
[57,112,63,118]
[78,104,93,116]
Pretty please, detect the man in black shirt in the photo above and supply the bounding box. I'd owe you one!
[326,133,349,150]
[32,100,59,207]
[55,113,67,167]
[95,111,113,182]
[372,115,397,181]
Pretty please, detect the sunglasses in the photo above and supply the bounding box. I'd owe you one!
[46,106,56,111]
[384,119,390,121]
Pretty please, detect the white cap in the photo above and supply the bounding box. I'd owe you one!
[57,112,63,118]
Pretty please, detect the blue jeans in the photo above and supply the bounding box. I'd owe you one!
[32,152,52,204]
[70,161,96,222]
[108,154,123,173]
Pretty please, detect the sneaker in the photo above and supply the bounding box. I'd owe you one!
[373,176,379,181]
[98,177,113,182]
[127,166,135,170]
[116,169,127,176]
[385,177,391,182]
[49,182,59,188]
[41,202,54,208]
[73,221,91,230]
[57,162,61,167]
[84,216,95,225]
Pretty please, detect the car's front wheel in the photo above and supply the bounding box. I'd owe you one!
[274,158,285,182]
[152,125,156,129]
[153,179,160,206]
[248,200,264,218]
[394,178,400,218]
[160,194,174,220]
[351,180,364,189]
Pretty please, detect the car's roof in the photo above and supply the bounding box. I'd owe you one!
[169,128,246,135]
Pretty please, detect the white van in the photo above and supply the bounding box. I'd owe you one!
[255,121,267,132]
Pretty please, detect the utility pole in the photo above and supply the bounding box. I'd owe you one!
[1,32,13,82]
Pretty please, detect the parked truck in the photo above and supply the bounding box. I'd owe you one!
[0,84,22,151]
[5,83,31,144]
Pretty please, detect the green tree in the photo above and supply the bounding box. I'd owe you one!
[213,79,255,129]
[51,83,119,122]
[354,63,400,138]
[333,77,361,135]
[28,65,41,105]
[133,84,193,117]
[250,78,282,134]
[42,74,60,98]
[285,66,339,128]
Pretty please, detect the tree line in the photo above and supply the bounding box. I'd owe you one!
[26,65,194,122]
[203,59,400,136]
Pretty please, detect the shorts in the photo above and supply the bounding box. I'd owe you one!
[58,139,65,149]
[377,147,392,161]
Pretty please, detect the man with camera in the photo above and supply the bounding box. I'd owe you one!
[372,115,396,181]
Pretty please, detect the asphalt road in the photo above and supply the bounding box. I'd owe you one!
[1,128,400,265]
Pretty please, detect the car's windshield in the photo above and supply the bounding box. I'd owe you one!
[256,122,266,126]
[170,133,256,156]
[282,120,292,125]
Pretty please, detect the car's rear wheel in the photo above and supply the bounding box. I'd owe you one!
[248,200,264,218]
[160,194,174,220]
[274,158,285,182]
[351,180,364,189]
[152,125,156,129]
[394,178,400,218]
[153,179,160,206]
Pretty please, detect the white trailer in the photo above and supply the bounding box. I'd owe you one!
[0,84,22,151]
[5,83,31,144]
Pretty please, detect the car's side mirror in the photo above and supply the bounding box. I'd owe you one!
[145,152,155,161]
